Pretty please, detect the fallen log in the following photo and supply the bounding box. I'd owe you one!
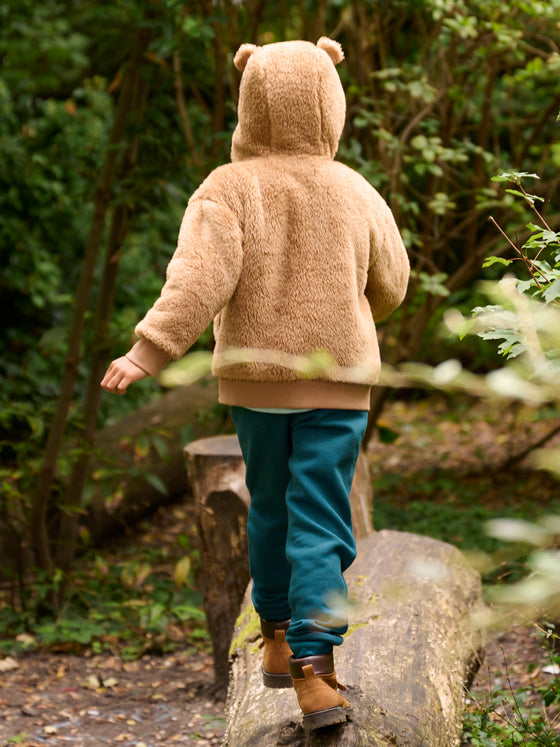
[84,379,224,542]
[85,394,372,547]
[225,529,485,746]
[0,382,226,572]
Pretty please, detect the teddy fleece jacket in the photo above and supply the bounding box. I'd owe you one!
[127,38,410,410]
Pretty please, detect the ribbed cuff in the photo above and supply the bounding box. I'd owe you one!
[126,338,171,378]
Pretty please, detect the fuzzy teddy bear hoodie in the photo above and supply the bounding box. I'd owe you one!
[127,38,410,410]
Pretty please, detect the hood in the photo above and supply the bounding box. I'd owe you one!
[231,38,346,162]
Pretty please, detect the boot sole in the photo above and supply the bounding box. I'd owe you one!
[302,705,350,731]
[262,667,293,689]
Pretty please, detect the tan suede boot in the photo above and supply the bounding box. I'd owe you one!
[260,618,293,688]
[289,653,351,731]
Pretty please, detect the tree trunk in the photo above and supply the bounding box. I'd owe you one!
[30,26,152,575]
[55,75,150,572]
[226,530,485,746]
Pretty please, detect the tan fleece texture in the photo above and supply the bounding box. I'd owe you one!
[133,38,410,409]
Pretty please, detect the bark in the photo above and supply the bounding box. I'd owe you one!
[226,530,485,747]
[184,436,373,696]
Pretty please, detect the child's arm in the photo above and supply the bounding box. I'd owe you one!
[101,181,243,396]
[366,196,410,321]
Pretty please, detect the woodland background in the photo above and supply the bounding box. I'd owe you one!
[2,0,560,709]
[2,1,560,743]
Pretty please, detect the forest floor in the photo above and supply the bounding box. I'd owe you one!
[1,394,559,746]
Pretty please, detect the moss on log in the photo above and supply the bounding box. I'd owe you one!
[225,530,485,746]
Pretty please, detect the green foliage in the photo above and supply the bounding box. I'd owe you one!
[336,0,560,371]
[0,537,207,659]
[463,623,560,745]
[473,173,560,361]
[375,471,560,556]
[463,692,560,746]
[0,0,217,422]
[386,173,560,742]
[0,0,222,578]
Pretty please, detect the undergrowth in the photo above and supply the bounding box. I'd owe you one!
[0,531,208,660]
[462,623,560,745]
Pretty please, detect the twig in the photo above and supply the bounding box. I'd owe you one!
[489,216,546,290]
[489,216,527,259]
[520,184,554,234]
[500,644,530,735]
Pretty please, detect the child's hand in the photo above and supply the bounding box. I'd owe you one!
[101,357,149,394]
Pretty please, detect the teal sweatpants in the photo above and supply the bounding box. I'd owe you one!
[230,406,368,658]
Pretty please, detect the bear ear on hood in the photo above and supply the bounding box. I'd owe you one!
[317,37,344,65]
[234,43,258,71]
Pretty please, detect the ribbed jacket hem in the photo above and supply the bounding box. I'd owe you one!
[218,379,371,411]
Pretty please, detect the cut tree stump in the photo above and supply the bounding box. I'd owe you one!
[225,530,485,746]
[184,436,374,696]
[185,435,251,696]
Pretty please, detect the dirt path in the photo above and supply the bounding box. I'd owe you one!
[0,649,225,746]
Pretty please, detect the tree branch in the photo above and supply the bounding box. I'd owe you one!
[173,50,202,166]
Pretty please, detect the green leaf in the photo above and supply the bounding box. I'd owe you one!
[174,556,191,588]
[144,472,169,496]
[377,424,400,444]
[478,330,515,342]
[505,188,544,204]
[148,603,166,625]
[158,351,212,388]
[7,734,28,744]
[417,271,450,297]
[499,341,527,359]
[482,256,513,268]
[150,434,171,463]
[180,423,194,445]
[515,278,534,294]
[542,229,560,245]
[543,278,560,304]
[410,134,428,149]
[491,172,539,183]
[173,604,206,622]
[182,15,215,43]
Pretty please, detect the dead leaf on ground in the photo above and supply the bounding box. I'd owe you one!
[0,657,19,672]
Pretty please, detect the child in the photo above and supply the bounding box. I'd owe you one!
[101,37,409,731]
